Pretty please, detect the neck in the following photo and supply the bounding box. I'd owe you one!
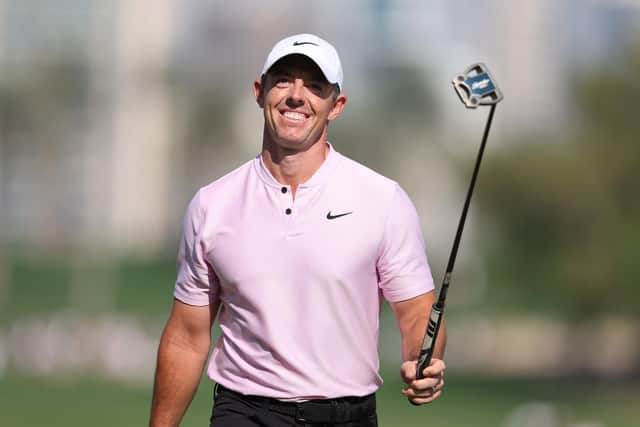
[261,137,329,198]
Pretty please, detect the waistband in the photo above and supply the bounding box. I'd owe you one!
[215,384,376,424]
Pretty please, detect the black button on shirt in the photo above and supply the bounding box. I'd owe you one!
[281,187,287,194]
[285,208,292,215]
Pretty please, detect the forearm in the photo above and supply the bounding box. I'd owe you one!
[149,312,212,427]
[402,313,446,362]
[391,292,447,361]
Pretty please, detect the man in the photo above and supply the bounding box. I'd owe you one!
[150,33,446,427]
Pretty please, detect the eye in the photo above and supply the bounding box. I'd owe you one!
[275,77,291,87]
[307,82,324,93]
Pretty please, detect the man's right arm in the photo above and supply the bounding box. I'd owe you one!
[149,298,219,427]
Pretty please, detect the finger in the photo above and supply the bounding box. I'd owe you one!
[400,360,417,383]
[404,389,435,399]
[409,376,441,392]
[403,378,444,398]
[407,390,442,405]
[410,379,444,397]
[421,358,446,377]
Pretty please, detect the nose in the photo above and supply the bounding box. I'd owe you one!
[287,79,305,105]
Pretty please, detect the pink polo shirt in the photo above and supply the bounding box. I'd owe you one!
[174,143,434,399]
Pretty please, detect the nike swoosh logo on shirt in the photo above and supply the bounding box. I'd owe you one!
[293,41,319,47]
[326,211,353,220]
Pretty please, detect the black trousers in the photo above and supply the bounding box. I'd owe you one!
[210,384,378,427]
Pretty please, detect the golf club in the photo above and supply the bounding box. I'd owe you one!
[416,63,503,380]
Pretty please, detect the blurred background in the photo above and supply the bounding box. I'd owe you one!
[1,0,639,426]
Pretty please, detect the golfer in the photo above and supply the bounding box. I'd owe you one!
[150,33,447,427]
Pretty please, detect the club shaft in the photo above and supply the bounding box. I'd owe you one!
[437,103,496,304]
[416,104,497,379]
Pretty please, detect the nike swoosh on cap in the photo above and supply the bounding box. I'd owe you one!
[293,41,319,47]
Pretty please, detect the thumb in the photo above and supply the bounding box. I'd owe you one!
[422,358,446,377]
[400,360,417,384]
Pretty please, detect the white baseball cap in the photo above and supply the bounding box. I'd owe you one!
[261,33,344,91]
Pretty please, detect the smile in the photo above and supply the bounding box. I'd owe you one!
[281,110,308,121]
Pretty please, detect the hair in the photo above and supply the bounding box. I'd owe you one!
[330,84,341,100]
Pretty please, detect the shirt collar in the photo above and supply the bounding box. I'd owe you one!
[254,142,338,190]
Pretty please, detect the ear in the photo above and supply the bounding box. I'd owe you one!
[327,94,347,121]
[254,79,264,108]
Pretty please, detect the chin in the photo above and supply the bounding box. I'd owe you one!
[277,140,308,151]
[275,133,309,148]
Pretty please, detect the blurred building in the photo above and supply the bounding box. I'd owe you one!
[0,0,176,254]
[0,0,639,255]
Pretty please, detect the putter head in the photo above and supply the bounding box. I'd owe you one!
[452,63,503,109]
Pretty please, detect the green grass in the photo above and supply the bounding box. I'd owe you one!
[0,254,71,322]
[378,375,640,427]
[113,257,176,316]
[2,254,639,426]
[0,374,213,427]
[1,373,638,427]
[1,254,176,323]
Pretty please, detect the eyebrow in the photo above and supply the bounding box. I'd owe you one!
[270,68,326,82]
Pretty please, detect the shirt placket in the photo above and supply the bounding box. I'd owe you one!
[284,185,310,239]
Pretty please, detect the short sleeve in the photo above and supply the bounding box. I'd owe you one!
[377,184,434,302]
[173,190,220,306]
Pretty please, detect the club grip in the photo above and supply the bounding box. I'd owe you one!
[416,304,444,380]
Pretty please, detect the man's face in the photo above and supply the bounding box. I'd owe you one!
[254,55,346,151]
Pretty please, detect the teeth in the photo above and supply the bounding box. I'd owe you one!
[283,111,306,121]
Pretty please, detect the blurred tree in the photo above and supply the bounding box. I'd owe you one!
[478,41,640,320]
[0,57,89,248]
[0,57,119,313]
[332,64,439,173]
